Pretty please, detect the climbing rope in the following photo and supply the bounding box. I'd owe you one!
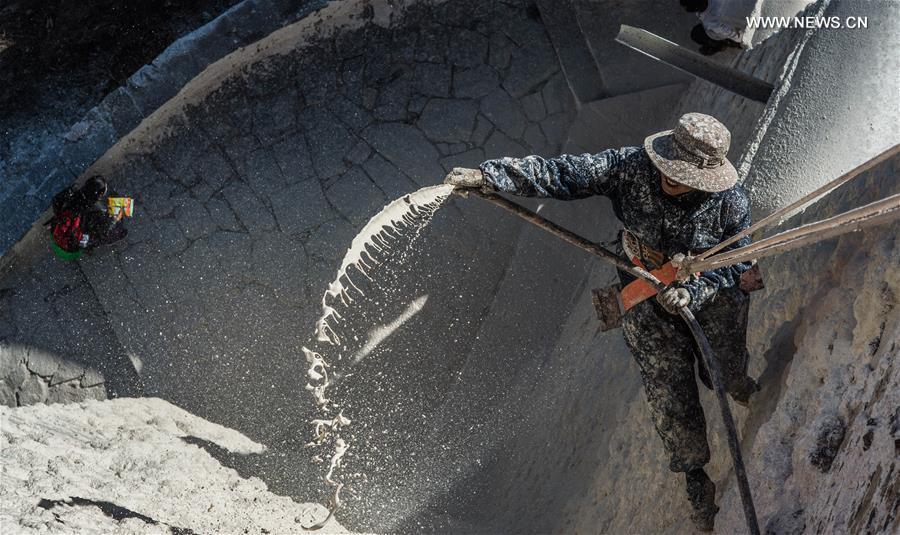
[456,147,899,534]
[472,146,898,534]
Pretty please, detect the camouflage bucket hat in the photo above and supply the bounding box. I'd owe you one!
[644,112,738,193]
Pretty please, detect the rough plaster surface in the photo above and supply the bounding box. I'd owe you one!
[1,0,898,533]
[741,0,900,219]
[0,398,347,533]
[718,158,900,535]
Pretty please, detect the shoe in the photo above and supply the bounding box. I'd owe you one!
[690,23,741,56]
[686,469,719,532]
[730,376,760,408]
[100,225,128,246]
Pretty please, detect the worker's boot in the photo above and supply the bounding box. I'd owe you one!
[685,468,719,532]
[690,23,740,56]
[729,376,760,408]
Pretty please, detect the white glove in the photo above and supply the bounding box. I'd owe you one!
[444,167,485,189]
[657,286,691,315]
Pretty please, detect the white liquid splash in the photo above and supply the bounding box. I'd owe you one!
[315,184,454,346]
[301,184,454,529]
[303,346,332,409]
[302,436,350,531]
[352,294,429,364]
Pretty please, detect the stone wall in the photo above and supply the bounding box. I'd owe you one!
[1,0,897,533]
[0,1,581,530]
[0,0,329,255]
[720,150,899,535]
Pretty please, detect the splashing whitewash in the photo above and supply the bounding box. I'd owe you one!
[352,294,429,364]
[315,184,454,346]
[301,184,454,528]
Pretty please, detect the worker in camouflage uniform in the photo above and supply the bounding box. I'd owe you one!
[445,112,759,531]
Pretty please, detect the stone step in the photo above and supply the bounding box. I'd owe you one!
[534,0,608,103]
[570,0,695,96]
[563,83,687,154]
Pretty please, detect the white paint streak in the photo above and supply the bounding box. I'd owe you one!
[303,185,454,528]
[315,184,453,345]
[738,0,831,184]
[352,295,429,364]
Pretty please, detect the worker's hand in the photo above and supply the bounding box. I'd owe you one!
[657,286,691,315]
[444,167,485,189]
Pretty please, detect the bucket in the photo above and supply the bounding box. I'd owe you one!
[50,241,83,261]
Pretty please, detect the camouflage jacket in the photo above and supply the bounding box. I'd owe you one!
[480,147,752,311]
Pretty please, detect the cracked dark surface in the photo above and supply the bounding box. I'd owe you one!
[3,1,897,534]
[0,0,777,531]
[2,1,578,530]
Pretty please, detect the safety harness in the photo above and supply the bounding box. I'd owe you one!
[471,144,900,535]
[619,230,681,311]
[591,229,765,331]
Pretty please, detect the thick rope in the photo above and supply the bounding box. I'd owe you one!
[468,148,898,532]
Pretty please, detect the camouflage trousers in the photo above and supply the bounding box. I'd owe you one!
[621,286,755,473]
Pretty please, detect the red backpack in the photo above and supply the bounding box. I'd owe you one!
[49,186,86,252]
[51,210,85,252]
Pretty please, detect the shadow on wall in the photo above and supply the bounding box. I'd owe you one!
[38,496,198,535]
[179,434,333,511]
[740,314,800,455]
[0,246,143,407]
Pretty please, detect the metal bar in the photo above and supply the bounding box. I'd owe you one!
[694,144,900,262]
[470,191,663,287]
[615,25,773,103]
[469,190,761,534]
[692,192,900,272]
